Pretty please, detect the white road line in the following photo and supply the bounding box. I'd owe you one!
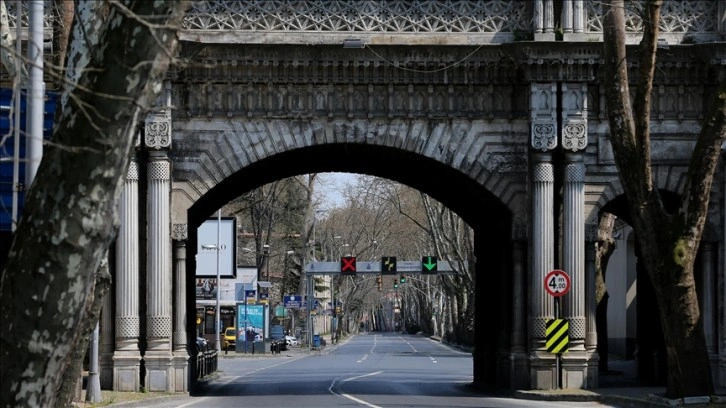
[218,356,305,384]
[337,392,382,408]
[342,371,383,382]
[329,371,383,408]
[357,353,369,363]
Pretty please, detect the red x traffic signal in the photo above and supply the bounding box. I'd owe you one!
[341,256,357,275]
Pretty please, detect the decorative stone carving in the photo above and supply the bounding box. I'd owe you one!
[531,83,557,151]
[562,121,587,151]
[182,1,529,34]
[561,83,588,152]
[532,121,557,151]
[586,1,718,35]
[145,114,172,150]
[172,224,188,241]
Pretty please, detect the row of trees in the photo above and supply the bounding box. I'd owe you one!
[226,173,477,346]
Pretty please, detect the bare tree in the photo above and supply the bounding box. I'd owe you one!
[602,0,726,398]
[0,1,190,406]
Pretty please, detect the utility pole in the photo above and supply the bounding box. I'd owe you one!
[25,0,44,187]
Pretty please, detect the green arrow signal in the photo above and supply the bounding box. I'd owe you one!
[422,256,438,272]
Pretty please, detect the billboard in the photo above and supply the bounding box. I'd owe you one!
[237,303,266,350]
[196,217,237,278]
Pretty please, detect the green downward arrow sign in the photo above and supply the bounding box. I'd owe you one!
[422,256,438,272]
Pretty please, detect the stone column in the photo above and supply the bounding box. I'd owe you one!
[563,0,586,41]
[584,225,599,353]
[533,0,556,40]
[562,154,585,350]
[584,224,599,386]
[509,223,528,389]
[562,0,573,33]
[113,159,141,392]
[529,82,557,389]
[144,82,174,392]
[100,283,114,390]
[560,83,590,388]
[172,224,189,392]
[573,0,585,33]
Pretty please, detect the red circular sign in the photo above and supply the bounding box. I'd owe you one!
[544,269,571,297]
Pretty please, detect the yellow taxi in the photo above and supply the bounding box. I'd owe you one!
[223,327,236,351]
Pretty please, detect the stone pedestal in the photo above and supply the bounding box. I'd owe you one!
[113,352,142,392]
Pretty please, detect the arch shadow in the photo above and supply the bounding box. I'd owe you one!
[599,190,680,386]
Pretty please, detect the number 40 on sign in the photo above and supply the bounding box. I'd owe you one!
[544,269,571,297]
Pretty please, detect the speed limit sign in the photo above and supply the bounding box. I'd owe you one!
[544,269,571,297]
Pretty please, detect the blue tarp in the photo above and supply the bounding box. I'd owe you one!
[0,88,57,231]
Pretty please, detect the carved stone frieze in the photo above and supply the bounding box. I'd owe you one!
[586,0,719,37]
[182,1,530,34]
[174,81,521,121]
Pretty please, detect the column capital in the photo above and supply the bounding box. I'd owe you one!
[172,224,188,241]
[144,111,172,150]
[530,83,557,151]
[561,83,588,152]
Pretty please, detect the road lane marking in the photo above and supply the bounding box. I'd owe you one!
[329,371,383,408]
[219,356,305,384]
[357,353,368,363]
[337,392,381,408]
[342,371,383,382]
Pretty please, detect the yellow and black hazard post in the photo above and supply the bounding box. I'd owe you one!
[546,317,569,388]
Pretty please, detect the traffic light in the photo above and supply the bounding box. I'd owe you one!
[381,256,397,275]
[376,275,382,291]
[399,275,406,284]
[341,256,357,275]
[393,278,398,289]
[422,256,438,274]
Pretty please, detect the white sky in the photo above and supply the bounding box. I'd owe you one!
[317,172,357,209]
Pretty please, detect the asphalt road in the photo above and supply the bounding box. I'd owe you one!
[147,333,616,408]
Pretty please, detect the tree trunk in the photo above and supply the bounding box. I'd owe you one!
[0,2,189,406]
[56,255,111,407]
[601,0,723,397]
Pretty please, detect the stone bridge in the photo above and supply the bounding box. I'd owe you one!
[16,0,726,395]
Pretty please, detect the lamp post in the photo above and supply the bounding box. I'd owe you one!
[201,209,222,353]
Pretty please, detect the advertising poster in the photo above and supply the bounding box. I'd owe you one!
[237,303,265,344]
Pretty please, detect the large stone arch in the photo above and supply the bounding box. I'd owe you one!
[171,118,530,226]
[178,135,521,389]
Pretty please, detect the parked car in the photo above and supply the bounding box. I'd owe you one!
[285,335,298,347]
[223,327,236,351]
[196,337,208,353]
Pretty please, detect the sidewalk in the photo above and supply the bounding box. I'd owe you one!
[514,359,726,407]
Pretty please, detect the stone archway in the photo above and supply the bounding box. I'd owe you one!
[179,141,522,389]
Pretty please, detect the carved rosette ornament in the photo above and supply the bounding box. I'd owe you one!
[531,121,557,151]
[145,113,172,150]
[172,224,188,241]
[562,120,587,151]
[530,83,557,152]
[561,83,588,152]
